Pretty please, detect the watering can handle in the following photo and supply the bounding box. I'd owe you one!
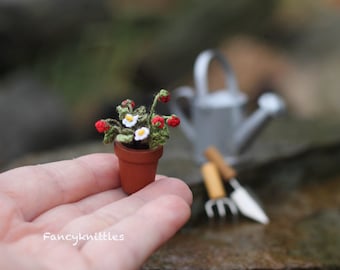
[169,86,196,141]
[194,49,240,97]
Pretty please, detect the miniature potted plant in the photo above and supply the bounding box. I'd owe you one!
[95,89,180,194]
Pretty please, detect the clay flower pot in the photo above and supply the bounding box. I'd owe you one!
[95,89,180,194]
[114,142,163,194]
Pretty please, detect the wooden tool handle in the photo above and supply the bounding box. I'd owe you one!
[204,146,237,180]
[201,162,226,199]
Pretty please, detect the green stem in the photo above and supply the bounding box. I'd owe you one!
[108,119,122,128]
[147,93,159,125]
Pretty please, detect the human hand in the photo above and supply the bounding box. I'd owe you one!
[0,153,192,269]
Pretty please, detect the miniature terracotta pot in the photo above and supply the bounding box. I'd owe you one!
[114,142,163,195]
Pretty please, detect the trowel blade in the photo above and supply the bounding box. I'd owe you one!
[230,180,269,224]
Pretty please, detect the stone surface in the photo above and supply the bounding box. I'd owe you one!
[143,176,340,269]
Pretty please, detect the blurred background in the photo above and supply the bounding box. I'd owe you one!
[1,0,340,168]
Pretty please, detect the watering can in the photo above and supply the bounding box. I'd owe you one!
[170,49,285,164]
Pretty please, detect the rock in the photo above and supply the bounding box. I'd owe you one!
[143,176,340,269]
[0,71,72,167]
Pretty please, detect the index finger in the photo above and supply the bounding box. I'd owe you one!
[0,153,120,221]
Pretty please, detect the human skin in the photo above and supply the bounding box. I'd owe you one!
[0,153,192,269]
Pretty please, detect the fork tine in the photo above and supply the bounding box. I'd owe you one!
[216,199,227,217]
[205,199,216,218]
[221,198,238,216]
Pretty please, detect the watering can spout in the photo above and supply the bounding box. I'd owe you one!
[232,92,285,154]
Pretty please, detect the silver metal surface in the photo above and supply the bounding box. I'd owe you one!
[205,198,238,218]
[229,179,269,224]
[170,49,285,163]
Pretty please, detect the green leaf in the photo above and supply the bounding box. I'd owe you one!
[116,134,134,143]
[116,106,130,120]
[149,125,169,149]
[102,126,120,144]
[135,106,146,115]
[103,133,114,144]
[121,128,134,135]
[138,114,148,125]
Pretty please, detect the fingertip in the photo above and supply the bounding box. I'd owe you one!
[153,194,192,230]
[147,176,193,206]
[163,177,193,206]
[171,178,193,207]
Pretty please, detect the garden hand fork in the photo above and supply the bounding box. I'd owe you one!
[204,146,270,224]
[201,162,238,218]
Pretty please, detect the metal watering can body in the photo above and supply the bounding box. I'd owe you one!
[171,49,285,164]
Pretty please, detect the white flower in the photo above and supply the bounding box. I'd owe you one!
[122,114,138,127]
[134,127,150,141]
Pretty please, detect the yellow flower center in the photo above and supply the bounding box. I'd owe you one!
[137,129,145,136]
[125,114,134,122]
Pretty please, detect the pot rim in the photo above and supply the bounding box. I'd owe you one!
[114,141,163,163]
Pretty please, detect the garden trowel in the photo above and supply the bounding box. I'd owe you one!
[204,146,269,224]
